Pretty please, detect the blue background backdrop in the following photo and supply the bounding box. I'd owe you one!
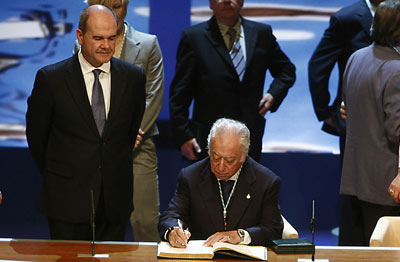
[0,0,356,153]
[0,0,354,244]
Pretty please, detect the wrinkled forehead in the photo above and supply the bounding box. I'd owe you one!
[86,10,117,32]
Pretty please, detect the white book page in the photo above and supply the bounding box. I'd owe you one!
[213,242,268,260]
[158,240,213,256]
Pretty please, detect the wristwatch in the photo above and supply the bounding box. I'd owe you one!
[237,229,245,243]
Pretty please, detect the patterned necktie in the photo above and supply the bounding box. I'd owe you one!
[227,28,245,81]
[220,180,235,204]
[91,69,106,136]
[227,27,236,51]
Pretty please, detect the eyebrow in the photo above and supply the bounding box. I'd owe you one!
[211,150,237,159]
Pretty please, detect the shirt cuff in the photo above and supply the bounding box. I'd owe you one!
[238,229,251,245]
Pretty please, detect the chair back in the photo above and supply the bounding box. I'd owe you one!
[282,215,299,239]
[370,216,400,247]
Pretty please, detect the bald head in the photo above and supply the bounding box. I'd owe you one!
[79,4,118,34]
[76,4,118,67]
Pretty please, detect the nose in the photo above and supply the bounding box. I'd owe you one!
[101,39,111,50]
[216,159,227,171]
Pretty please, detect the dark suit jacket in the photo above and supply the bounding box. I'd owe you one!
[158,156,283,246]
[308,0,373,137]
[26,54,146,223]
[169,16,296,161]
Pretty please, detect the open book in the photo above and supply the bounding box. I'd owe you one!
[157,240,267,260]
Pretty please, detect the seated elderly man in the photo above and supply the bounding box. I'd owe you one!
[158,118,283,247]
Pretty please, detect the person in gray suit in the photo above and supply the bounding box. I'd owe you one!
[77,0,164,241]
[341,0,400,246]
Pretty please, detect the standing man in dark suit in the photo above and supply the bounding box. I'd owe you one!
[158,118,283,247]
[25,5,145,241]
[308,0,384,163]
[169,0,296,162]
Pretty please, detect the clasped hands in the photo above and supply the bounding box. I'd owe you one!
[168,229,241,248]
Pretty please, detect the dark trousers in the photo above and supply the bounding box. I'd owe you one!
[339,134,346,168]
[48,189,128,241]
[339,195,400,246]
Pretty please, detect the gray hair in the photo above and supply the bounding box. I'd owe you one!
[371,0,400,47]
[207,118,250,158]
[78,5,118,33]
[84,0,130,6]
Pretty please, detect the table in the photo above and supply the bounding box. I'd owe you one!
[1,238,400,262]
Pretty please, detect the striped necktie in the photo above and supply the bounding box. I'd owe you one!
[92,69,106,136]
[227,28,245,81]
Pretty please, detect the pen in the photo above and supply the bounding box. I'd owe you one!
[178,219,189,243]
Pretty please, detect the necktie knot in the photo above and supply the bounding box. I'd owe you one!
[227,28,236,51]
[93,69,102,78]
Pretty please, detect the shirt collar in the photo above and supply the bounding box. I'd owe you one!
[216,17,242,41]
[365,0,377,16]
[78,50,111,75]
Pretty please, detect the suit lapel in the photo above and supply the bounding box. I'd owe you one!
[204,16,235,70]
[198,163,225,232]
[226,159,256,230]
[65,55,99,136]
[120,24,140,64]
[104,58,126,137]
[242,18,256,68]
[205,16,254,79]
[356,1,373,37]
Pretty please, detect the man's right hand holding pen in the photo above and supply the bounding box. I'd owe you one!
[167,219,191,248]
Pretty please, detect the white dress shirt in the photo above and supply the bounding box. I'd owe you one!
[78,51,111,119]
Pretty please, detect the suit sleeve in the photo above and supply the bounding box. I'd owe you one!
[265,26,296,112]
[308,15,345,121]
[169,31,197,147]
[139,36,164,135]
[25,69,53,172]
[246,175,283,245]
[129,67,146,149]
[383,73,400,144]
[158,168,191,240]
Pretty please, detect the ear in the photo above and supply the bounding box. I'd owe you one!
[76,29,84,46]
[209,0,214,10]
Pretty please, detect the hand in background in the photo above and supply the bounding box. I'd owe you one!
[388,169,400,203]
[133,129,145,151]
[340,101,347,120]
[180,138,201,161]
[258,93,274,117]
